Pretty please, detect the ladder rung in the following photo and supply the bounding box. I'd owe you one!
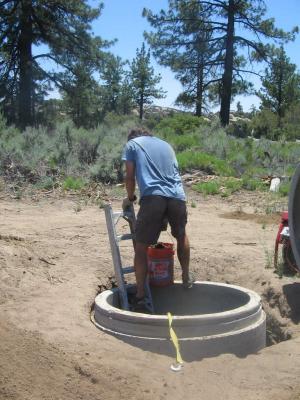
[113,210,134,219]
[117,233,134,241]
[112,211,134,226]
[122,266,135,274]
[113,211,123,218]
[112,212,123,225]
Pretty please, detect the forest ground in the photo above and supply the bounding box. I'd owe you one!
[1,186,300,400]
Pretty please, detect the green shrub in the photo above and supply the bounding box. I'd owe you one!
[103,113,138,128]
[63,176,86,190]
[193,177,243,197]
[193,180,221,195]
[177,151,234,176]
[241,176,266,191]
[223,177,243,194]
[243,166,268,179]
[0,118,132,185]
[89,160,121,183]
[278,181,290,197]
[192,175,267,197]
[226,120,251,138]
[250,109,279,139]
[162,133,199,152]
[200,123,228,159]
[34,176,56,190]
[0,111,7,133]
[143,113,164,130]
[75,129,102,164]
[1,112,300,191]
[190,200,197,208]
[281,104,300,141]
[155,113,205,136]
[228,152,248,175]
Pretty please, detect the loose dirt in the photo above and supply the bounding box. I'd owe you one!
[1,189,300,400]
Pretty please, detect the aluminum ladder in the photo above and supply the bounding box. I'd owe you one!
[104,204,154,312]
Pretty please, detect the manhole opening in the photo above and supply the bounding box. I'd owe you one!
[97,281,253,316]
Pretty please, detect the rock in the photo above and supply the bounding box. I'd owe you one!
[270,177,280,192]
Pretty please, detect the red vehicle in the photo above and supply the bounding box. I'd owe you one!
[274,211,298,274]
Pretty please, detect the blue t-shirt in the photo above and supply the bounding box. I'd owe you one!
[122,136,186,201]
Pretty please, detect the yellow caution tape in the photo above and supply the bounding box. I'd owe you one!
[167,312,183,365]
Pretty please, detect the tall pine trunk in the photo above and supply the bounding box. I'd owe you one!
[195,53,203,117]
[139,92,144,120]
[220,0,235,126]
[277,51,284,128]
[18,0,33,129]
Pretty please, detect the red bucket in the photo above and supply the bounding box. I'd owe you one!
[147,243,174,287]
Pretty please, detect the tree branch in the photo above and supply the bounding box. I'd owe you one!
[233,67,262,77]
[0,0,15,7]
[32,60,66,90]
[234,35,267,60]
[203,77,222,89]
[33,53,74,73]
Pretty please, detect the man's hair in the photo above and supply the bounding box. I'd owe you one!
[127,128,153,141]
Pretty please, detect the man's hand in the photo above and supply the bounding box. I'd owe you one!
[122,195,137,211]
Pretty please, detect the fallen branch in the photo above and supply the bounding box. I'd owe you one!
[233,242,257,246]
[39,257,56,265]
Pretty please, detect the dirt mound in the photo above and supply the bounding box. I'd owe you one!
[0,235,53,304]
[0,321,147,400]
[220,210,281,225]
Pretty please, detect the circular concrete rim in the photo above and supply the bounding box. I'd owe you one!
[94,281,262,325]
[289,163,300,270]
[92,309,265,342]
[93,281,266,360]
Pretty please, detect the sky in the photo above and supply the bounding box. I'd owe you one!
[89,1,300,111]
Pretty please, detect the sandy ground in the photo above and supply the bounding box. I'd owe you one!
[1,188,300,400]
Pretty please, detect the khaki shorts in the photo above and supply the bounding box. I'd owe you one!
[135,195,187,245]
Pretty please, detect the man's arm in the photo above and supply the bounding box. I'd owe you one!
[124,161,136,201]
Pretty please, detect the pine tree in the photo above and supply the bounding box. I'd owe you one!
[100,55,127,115]
[117,75,135,115]
[130,43,165,120]
[236,101,243,115]
[257,46,300,126]
[0,0,108,129]
[210,0,296,126]
[144,0,297,125]
[144,0,222,116]
[62,63,102,128]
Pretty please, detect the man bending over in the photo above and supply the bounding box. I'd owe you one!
[122,128,192,309]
